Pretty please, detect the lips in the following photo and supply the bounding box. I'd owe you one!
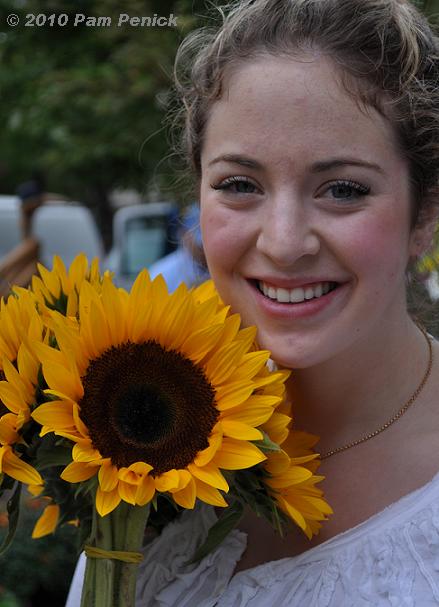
[246,277,349,321]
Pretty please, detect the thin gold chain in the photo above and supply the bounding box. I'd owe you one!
[320,326,433,460]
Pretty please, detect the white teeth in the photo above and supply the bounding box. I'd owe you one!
[290,287,305,302]
[277,288,290,303]
[258,280,336,304]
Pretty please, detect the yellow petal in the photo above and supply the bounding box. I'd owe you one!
[252,370,291,389]
[101,277,127,344]
[96,485,121,516]
[180,324,224,364]
[262,412,291,446]
[221,402,274,427]
[192,279,217,303]
[2,358,32,405]
[209,313,240,350]
[72,441,101,463]
[154,469,180,492]
[172,476,196,509]
[98,461,119,492]
[194,477,228,508]
[31,401,74,429]
[118,479,137,505]
[135,476,156,506]
[205,341,249,386]
[266,465,312,489]
[37,262,61,297]
[0,415,19,444]
[17,342,39,387]
[277,495,307,531]
[159,292,193,350]
[0,446,43,485]
[0,381,26,414]
[118,467,141,485]
[282,494,332,520]
[89,301,112,354]
[229,351,271,381]
[0,334,14,361]
[32,340,67,368]
[213,438,266,470]
[128,270,152,318]
[126,462,153,476]
[72,403,90,437]
[42,361,83,401]
[193,430,223,467]
[32,504,60,539]
[220,420,263,441]
[187,461,229,491]
[68,253,88,289]
[215,381,256,410]
[27,484,44,497]
[264,451,291,475]
[61,461,98,483]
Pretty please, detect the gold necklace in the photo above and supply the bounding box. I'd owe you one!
[320,326,433,460]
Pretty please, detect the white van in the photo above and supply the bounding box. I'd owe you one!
[0,196,105,269]
[105,202,178,290]
[32,203,105,268]
[0,196,21,257]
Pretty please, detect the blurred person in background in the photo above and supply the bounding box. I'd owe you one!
[16,175,46,239]
[148,203,209,291]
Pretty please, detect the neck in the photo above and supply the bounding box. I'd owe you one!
[286,316,430,455]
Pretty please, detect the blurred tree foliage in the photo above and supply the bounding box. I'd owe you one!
[0,0,207,246]
[414,0,439,23]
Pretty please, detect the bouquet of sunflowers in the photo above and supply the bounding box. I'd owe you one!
[0,254,331,607]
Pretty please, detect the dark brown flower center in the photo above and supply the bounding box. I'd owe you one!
[79,340,218,475]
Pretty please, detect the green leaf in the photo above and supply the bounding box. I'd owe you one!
[35,446,72,470]
[252,431,281,454]
[0,482,22,556]
[187,501,244,565]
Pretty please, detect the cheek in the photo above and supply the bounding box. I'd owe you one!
[339,211,410,286]
[200,204,247,274]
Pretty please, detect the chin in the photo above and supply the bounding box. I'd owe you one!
[256,338,319,370]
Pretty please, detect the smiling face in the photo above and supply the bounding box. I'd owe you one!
[199,55,424,368]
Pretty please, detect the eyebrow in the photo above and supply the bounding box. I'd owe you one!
[311,158,385,175]
[207,154,385,175]
[208,154,263,169]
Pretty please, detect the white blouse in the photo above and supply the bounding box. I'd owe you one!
[66,470,439,606]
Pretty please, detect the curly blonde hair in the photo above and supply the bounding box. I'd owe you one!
[172,0,439,227]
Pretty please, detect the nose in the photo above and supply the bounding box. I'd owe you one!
[255,194,320,267]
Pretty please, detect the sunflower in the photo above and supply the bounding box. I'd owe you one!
[28,253,103,317]
[264,429,332,538]
[32,271,287,516]
[0,289,44,486]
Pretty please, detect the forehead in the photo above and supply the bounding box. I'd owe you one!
[201,55,404,174]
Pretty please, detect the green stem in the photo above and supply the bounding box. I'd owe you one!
[80,499,150,607]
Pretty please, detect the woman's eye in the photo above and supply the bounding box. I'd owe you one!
[211,176,259,195]
[325,179,370,202]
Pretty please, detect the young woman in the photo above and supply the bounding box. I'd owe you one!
[67,1,439,605]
